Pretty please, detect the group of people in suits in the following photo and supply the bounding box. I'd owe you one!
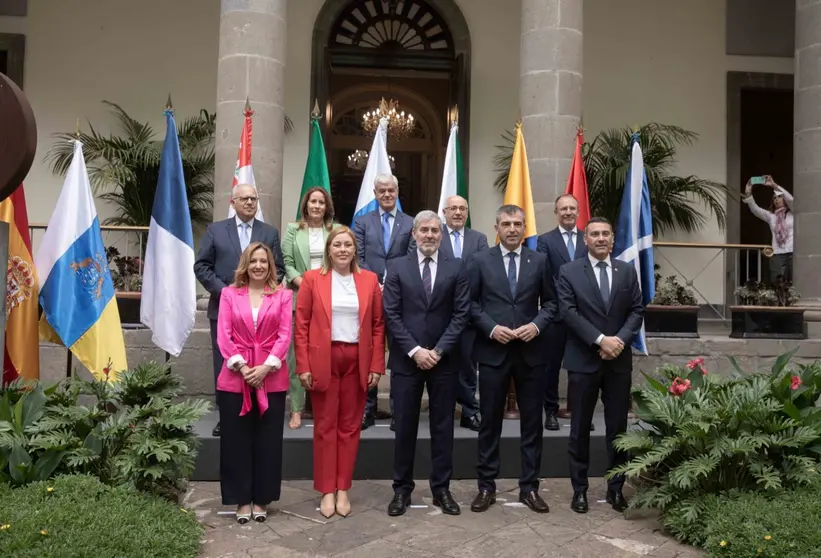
[192,176,645,523]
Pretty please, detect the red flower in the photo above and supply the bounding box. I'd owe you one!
[686,358,707,375]
[669,377,692,396]
[791,376,802,390]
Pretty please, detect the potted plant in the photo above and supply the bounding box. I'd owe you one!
[645,266,699,338]
[106,246,143,327]
[730,278,805,339]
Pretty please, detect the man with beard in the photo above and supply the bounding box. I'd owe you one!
[382,210,470,517]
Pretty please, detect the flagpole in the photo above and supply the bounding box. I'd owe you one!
[62,119,82,381]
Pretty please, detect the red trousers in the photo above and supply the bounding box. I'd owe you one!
[311,342,366,493]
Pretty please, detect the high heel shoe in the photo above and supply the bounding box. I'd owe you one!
[252,508,267,523]
[236,508,252,524]
[335,491,352,517]
[319,494,335,519]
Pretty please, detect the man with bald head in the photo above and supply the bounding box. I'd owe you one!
[440,195,488,431]
[194,184,285,436]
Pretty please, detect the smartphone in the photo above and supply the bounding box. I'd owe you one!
[750,176,767,185]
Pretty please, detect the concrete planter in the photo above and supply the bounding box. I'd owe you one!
[729,306,806,339]
[645,304,700,338]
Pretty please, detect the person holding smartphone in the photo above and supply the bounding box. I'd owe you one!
[743,175,794,283]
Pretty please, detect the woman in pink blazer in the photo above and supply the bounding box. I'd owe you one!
[217,242,292,524]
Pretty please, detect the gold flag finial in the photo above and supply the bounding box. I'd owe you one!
[245,96,252,112]
[312,99,321,119]
[75,118,80,139]
[166,94,173,110]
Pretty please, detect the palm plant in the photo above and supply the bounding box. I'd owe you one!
[46,101,216,227]
[493,123,730,236]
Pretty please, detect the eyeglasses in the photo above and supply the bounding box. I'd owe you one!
[233,196,258,204]
[446,206,468,212]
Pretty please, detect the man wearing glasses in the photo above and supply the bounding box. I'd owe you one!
[439,195,488,432]
[194,184,286,436]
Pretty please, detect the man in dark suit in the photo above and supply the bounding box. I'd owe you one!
[383,210,470,517]
[353,173,416,430]
[557,217,645,514]
[467,204,556,514]
[439,195,488,432]
[536,194,589,431]
[193,183,285,436]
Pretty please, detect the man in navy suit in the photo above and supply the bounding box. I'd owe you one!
[439,195,488,432]
[353,173,416,429]
[467,204,557,514]
[382,210,470,517]
[194,184,285,436]
[557,217,644,514]
[536,194,589,431]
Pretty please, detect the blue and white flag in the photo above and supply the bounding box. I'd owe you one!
[351,117,402,226]
[614,134,655,355]
[140,108,196,356]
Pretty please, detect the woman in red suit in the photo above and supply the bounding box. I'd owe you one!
[217,242,292,524]
[294,226,385,518]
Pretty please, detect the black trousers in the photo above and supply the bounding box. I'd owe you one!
[219,391,286,506]
[455,329,480,419]
[392,361,457,495]
[567,366,631,492]
[477,350,544,492]
[209,319,222,392]
[542,322,567,417]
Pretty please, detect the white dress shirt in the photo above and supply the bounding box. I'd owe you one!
[408,250,439,357]
[331,270,360,343]
[379,207,398,232]
[559,226,580,257]
[444,225,464,255]
[589,253,613,346]
[489,244,539,339]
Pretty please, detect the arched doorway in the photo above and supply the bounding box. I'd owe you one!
[311,0,471,223]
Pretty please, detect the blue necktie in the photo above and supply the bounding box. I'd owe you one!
[597,261,610,305]
[453,231,462,258]
[240,222,251,251]
[382,212,391,253]
[422,257,432,299]
[507,252,517,298]
[565,231,575,260]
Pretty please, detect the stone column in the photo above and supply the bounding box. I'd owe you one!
[520,0,583,233]
[795,0,821,332]
[215,0,287,230]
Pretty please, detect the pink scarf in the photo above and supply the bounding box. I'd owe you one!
[774,208,789,248]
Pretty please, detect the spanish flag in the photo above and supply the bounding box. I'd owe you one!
[502,122,539,248]
[0,185,39,383]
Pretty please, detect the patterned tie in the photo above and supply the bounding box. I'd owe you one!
[597,260,610,305]
[382,212,391,253]
[565,231,575,260]
[453,230,462,258]
[507,252,517,298]
[422,257,432,299]
[240,222,251,251]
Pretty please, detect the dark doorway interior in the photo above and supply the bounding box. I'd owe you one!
[0,50,8,75]
[738,87,793,283]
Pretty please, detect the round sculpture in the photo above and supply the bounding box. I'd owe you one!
[0,72,37,202]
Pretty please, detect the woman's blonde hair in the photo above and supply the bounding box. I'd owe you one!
[320,226,360,275]
[233,242,281,291]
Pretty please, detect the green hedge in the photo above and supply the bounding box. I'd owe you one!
[0,475,202,558]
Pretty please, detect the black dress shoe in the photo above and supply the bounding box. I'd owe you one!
[544,414,560,431]
[387,493,411,516]
[470,490,496,512]
[519,491,550,513]
[361,415,375,430]
[389,418,396,432]
[571,491,588,514]
[432,491,460,515]
[606,488,628,512]
[460,414,481,432]
[212,422,220,437]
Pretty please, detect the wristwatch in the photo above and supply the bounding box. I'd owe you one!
[433,347,443,357]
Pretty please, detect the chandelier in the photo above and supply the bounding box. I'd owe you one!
[346,149,396,172]
[361,97,415,140]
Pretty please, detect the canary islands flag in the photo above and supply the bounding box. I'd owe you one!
[36,140,128,380]
[503,122,538,248]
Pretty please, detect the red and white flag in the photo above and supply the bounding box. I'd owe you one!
[228,102,263,221]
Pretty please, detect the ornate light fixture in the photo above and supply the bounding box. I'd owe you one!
[346,149,395,172]
[361,97,415,140]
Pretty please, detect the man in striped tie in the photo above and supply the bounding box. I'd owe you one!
[382,210,470,517]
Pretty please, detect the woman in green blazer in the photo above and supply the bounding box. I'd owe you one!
[282,186,340,428]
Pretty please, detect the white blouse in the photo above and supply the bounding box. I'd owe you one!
[308,227,325,270]
[744,187,794,255]
[331,270,360,343]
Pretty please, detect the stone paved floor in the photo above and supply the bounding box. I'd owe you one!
[185,479,704,557]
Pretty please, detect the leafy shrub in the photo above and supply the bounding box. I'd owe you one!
[733,278,800,307]
[608,349,821,543]
[0,362,210,501]
[0,474,202,558]
[652,268,697,306]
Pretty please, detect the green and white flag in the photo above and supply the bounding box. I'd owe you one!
[437,123,470,228]
[296,117,331,219]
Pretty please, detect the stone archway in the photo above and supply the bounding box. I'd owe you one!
[310,0,472,221]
